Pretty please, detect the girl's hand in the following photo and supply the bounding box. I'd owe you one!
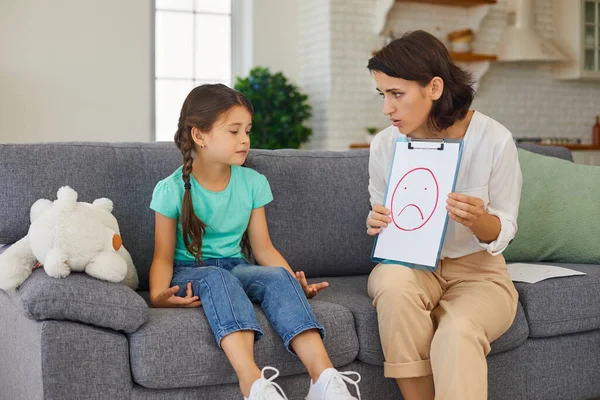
[367,204,392,236]
[446,193,486,229]
[295,271,329,299]
[151,282,202,308]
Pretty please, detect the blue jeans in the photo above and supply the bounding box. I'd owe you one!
[171,258,325,353]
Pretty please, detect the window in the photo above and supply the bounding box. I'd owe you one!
[584,1,599,72]
[154,0,232,141]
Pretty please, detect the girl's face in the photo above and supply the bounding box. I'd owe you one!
[374,71,442,137]
[194,105,252,165]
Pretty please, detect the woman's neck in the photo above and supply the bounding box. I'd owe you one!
[410,110,474,139]
[191,159,231,192]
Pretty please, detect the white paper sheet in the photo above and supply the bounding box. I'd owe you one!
[373,139,462,269]
[507,263,586,283]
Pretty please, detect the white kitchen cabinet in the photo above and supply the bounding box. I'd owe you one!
[553,0,600,80]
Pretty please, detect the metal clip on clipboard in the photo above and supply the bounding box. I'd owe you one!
[407,138,445,151]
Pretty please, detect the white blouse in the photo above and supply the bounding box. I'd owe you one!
[368,111,523,258]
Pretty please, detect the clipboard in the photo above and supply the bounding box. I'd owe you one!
[371,137,464,271]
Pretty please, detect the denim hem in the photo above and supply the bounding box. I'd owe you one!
[215,324,264,348]
[283,271,319,323]
[282,322,326,355]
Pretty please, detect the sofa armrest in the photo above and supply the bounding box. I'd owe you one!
[17,268,148,333]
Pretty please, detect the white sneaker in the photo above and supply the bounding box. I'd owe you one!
[245,366,288,400]
[305,368,361,400]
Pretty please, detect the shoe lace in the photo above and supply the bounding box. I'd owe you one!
[256,367,288,400]
[321,370,361,400]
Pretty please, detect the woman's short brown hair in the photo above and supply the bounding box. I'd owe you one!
[368,30,475,131]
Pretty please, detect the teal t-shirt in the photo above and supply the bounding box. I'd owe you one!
[150,165,273,261]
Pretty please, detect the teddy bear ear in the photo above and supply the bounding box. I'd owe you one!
[30,199,53,223]
[93,198,114,213]
[55,186,78,211]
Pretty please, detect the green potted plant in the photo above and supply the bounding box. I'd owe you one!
[365,127,379,144]
[234,67,312,149]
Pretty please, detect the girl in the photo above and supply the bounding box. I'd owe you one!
[366,31,521,400]
[149,84,360,400]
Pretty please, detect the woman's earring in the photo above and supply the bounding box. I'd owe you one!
[200,144,205,149]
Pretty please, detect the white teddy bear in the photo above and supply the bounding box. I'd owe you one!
[0,186,138,291]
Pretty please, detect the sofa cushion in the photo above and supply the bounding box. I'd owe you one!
[310,275,530,366]
[504,148,600,264]
[245,149,375,278]
[41,320,134,399]
[128,299,359,389]
[18,269,148,333]
[514,263,600,337]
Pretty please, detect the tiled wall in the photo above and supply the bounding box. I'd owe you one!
[299,0,600,149]
[298,0,332,149]
[474,1,600,142]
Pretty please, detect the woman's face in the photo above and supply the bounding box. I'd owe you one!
[374,71,440,137]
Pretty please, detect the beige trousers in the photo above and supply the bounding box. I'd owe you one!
[367,250,518,400]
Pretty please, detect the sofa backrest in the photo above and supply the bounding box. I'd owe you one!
[245,149,374,279]
[0,142,573,289]
[516,142,574,162]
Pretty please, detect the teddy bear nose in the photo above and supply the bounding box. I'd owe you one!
[112,234,123,251]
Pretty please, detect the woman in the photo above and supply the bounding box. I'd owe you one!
[366,30,521,400]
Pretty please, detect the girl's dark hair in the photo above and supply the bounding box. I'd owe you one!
[174,84,253,263]
[367,30,475,132]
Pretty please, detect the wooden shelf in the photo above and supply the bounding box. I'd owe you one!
[396,0,497,6]
[449,52,497,62]
[350,143,371,149]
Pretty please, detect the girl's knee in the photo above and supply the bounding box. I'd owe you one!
[261,266,292,283]
[202,266,240,286]
[175,267,240,293]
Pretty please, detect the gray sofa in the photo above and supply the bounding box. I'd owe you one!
[0,142,599,400]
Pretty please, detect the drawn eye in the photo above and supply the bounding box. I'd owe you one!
[404,187,407,190]
[424,188,427,190]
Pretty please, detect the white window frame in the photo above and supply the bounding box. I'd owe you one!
[151,0,253,141]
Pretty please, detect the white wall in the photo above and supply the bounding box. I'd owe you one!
[252,0,300,84]
[297,0,333,149]
[0,0,153,143]
[328,0,389,149]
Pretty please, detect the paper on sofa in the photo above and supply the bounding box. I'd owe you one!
[507,263,586,283]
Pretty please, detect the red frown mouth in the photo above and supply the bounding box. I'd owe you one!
[397,204,424,220]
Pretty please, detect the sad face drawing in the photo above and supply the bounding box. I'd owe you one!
[390,167,439,231]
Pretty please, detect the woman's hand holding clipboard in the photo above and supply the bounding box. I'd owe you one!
[367,204,392,236]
